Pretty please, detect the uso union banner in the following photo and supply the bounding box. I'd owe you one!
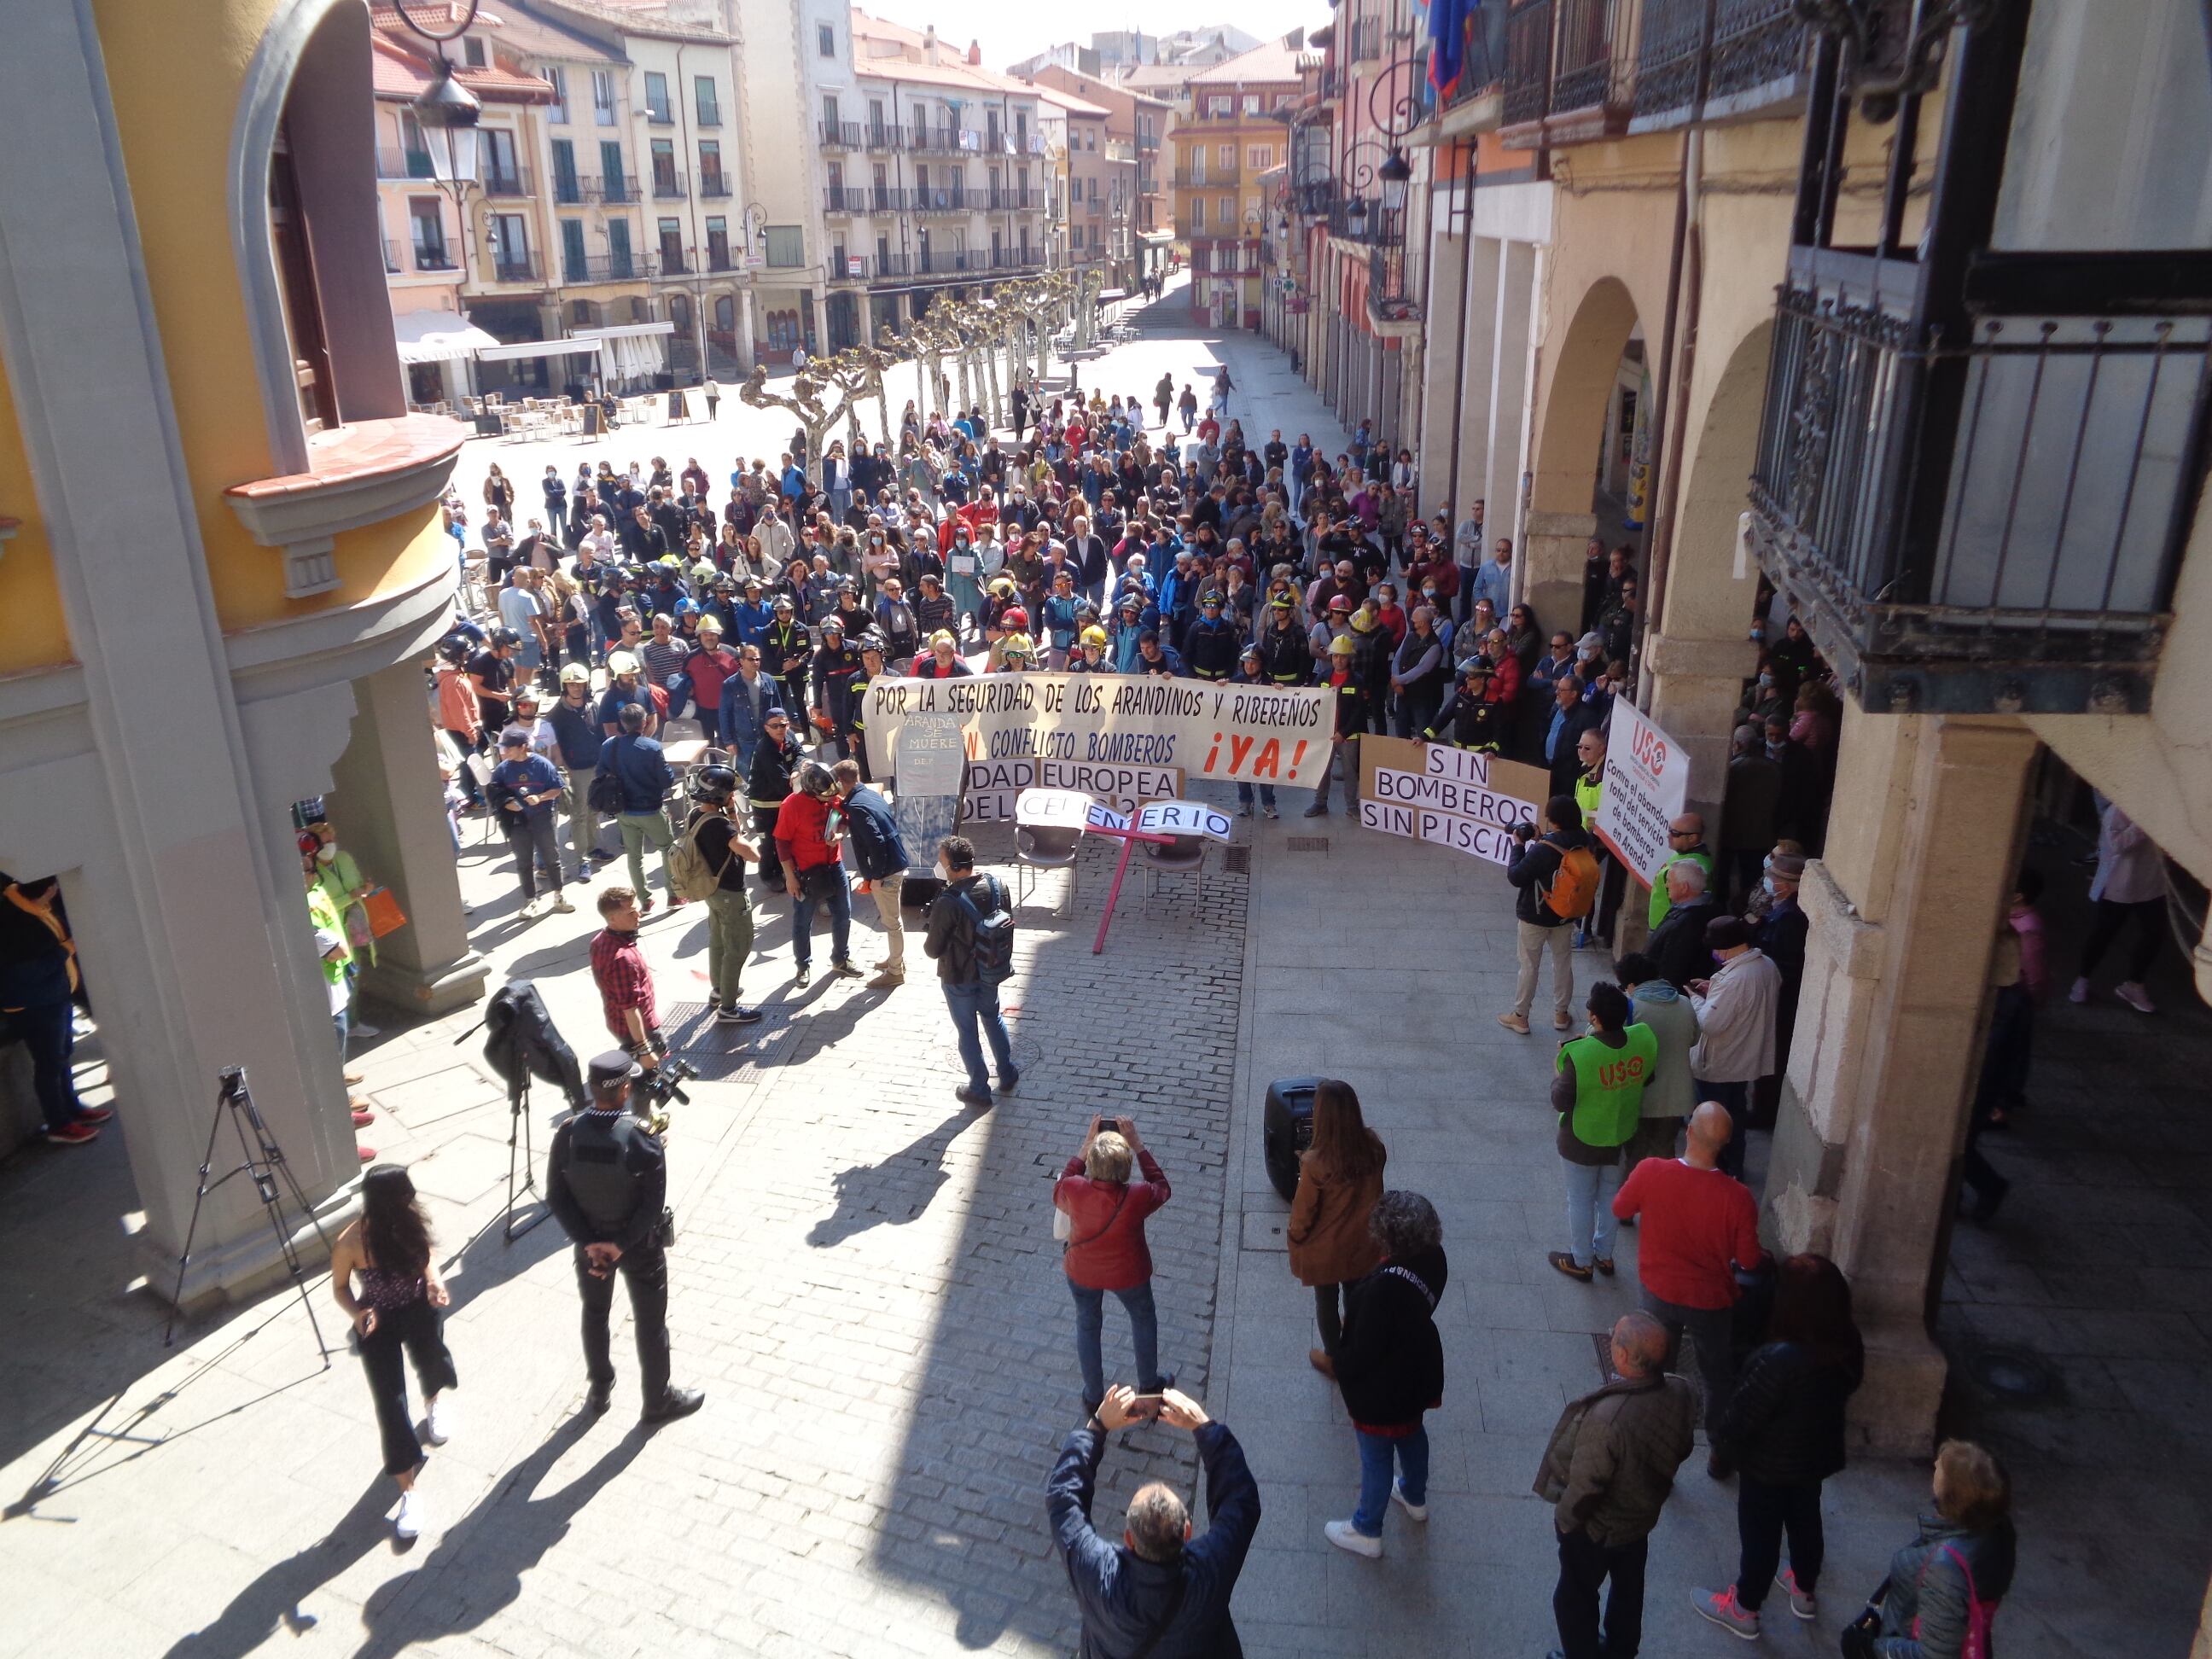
[864,672,1337,790]
[1354,736,1551,868]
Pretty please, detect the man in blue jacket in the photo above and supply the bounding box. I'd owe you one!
[832,760,911,987]
[549,664,609,881]
[606,704,678,915]
[1048,1387,1260,1659]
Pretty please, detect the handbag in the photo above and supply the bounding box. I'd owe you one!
[1839,1578,1889,1659]
[361,886,409,939]
[655,1205,678,1249]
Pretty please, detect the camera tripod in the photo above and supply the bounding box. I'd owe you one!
[500,1070,550,1243]
[164,1067,336,1359]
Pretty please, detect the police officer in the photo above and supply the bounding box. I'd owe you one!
[1257,596,1313,686]
[846,634,886,783]
[748,707,804,888]
[545,1052,704,1423]
[1425,659,1507,753]
[1184,592,1241,681]
[810,614,866,761]
[764,596,812,715]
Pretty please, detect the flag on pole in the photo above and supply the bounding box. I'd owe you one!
[1428,0,1474,101]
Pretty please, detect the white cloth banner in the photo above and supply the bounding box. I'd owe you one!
[864,672,1336,789]
[1015,789,1236,844]
[1592,701,1691,884]
[963,759,1184,824]
[1357,798,1519,865]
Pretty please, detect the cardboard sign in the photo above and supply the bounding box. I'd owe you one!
[1014,787,1095,830]
[1353,736,1553,867]
[963,758,1184,824]
[896,713,967,797]
[864,672,1335,789]
[1357,798,1517,866]
[1592,701,1689,884]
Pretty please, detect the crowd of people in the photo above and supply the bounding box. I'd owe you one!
[261,358,2054,1652]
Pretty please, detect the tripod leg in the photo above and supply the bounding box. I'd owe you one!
[165,1081,237,1348]
[231,1093,335,1365]
[504,1076,548,1243]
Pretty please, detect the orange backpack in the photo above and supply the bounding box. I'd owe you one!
[1543,844,1602,920]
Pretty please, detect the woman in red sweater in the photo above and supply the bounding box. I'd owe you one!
[1054,1115,1172,1417]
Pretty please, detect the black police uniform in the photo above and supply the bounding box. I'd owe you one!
[748,731,803,885]
[546,1091,672,1409]
[1258,620,1313,686]
[811,637,866,760]
[765,619,812,716]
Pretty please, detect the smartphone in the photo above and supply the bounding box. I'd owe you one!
[1129,1393,1166,1414]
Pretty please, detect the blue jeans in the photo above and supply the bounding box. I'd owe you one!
[3,998,87,1128]
[1693,1077,1751,1179]
[1561,1155,1623,1269]
[1352,1424,1429,1536]
[1237,780,1276,809]
[1068,1278,1161,1406]
[941,979,1013,1091]
[790,870,852,969]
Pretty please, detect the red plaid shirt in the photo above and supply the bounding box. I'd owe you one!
[591,927,657,1041]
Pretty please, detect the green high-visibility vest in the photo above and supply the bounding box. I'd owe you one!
[1574,766,1604,827]
[1556,1023,1658,1150]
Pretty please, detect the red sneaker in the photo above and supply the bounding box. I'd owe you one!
[44,1121,101,1146]
[357,1144,376,1162]
[74,1105,116,1125]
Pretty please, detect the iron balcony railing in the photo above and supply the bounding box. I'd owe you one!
[992,248,1044,269]
[697,172,731,198]
[864,124,905,149]
[381,238,400,273]
[824,187,869,213]
[1749,285,2209,713]
[821,121,860,149]
[704,247,736,272]
[914,188,970,212]
[375,146,436,179]
[1326,195,1389,246]
[585,174,637,204]
[985,188,1035,211]
[1503,0,1634,131]
[646,101,674,126]
[551,172,585,204]
[917,248,988,274]
[652,169,687,200]
[650,248,690,276]
[909,128,962,152]
[870,253,913,279]
[483,166,532,198]
[412,242,457,271]
[563,252,642,282]
[488,251,542,283]
[1632,0,1807,126]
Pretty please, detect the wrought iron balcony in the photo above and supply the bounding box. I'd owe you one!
[483,166,532,198]
[650,248,690,276]
[1631,0,1807,130]
[588,174,638,204]
[697,172,731,199]
[824,187,868,214]
[820,121,860,149]
[910,128,962,153]
[1326,195,1389,247]
[917,248,987,274]
[488,251,543,284]
[412,242,457,271]
[652,169,687,200]
[1748,281,2208,714]
[865,124,905,149]
[563,252,642,283]
[381,238,400,274]
[375,146,437,180]
[551,172,585,205]
[869,253,913,279]
[1502,0,1634,143]
[914,188,970,213]
[986,188,1036,211]
[1436,1,1509,110]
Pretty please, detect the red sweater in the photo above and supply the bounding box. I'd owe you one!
[1055,1150,1170,1291]
[1613,1156,1762,1310]
[773,791,842,871]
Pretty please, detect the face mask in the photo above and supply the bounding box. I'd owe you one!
[1758,672,1773,689]
[316,843,338,864]
[1759,876,1775,898]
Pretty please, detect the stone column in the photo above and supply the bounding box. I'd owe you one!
[1522,511,1596,655]
[1487,239,1538,562]
[1443,235,1501,532]
[1643,631,1761,824]
[330,661,487,1018]
[1765,710,2038,1455]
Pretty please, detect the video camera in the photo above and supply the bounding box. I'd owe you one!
[635,1056,698,1114]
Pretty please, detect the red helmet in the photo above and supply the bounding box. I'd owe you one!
[999,606,1029,629]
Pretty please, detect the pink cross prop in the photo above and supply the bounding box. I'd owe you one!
[1084,817,1179,955]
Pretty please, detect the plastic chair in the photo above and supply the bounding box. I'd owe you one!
[1139,833,1204,899]
[1015,825,1080,918]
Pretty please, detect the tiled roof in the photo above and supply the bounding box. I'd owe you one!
[1030,84,1112,119]
[1187,33,1308,85]
[370,34,557,102]
[529,0,730,44]
[848,9,1043,99]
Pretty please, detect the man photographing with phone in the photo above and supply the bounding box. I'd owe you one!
[1048,1384,1260,1659]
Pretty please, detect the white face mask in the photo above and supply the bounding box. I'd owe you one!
[316,843,338,864]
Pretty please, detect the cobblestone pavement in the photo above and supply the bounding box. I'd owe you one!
[6,285,2201,1657]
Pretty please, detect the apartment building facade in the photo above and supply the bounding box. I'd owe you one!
[372,0,755,393]
[1173,38,1305,329]
[1035,88,1118,279]
[1026,65,1173,283]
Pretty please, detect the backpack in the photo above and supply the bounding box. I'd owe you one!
[953,876,1015,985]
[667,813,738,902]
[587,763,626,815]
[1543,843,1601,920]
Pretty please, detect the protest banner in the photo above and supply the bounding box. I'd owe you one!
[1353,737,1552,866]
[1592,701,1689,885]
[863,672,1336,790]
[961,758,1185,824]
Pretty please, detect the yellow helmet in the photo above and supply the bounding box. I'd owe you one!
[987,576,1018,597]
[1080,626,1109,649]
[1000,632,1036,661]
[1328,635,1357,656]
[928,629,958,648]
[605,650,641,676]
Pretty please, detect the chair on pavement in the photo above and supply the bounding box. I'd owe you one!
[1015,825,1080,918]
[1139,833,1204,900]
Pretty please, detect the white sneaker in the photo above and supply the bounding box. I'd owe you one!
[2116,981,2157,1014]
[424,1394,453,1447]
[2068,975,2090,1004]
[350,1019,381,1039]
[550,894,575,915]
[1390,1481,1429,1522]
[521,896,543,919]
[394,1488,424,1540]
[1324,1518,1382,1558]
